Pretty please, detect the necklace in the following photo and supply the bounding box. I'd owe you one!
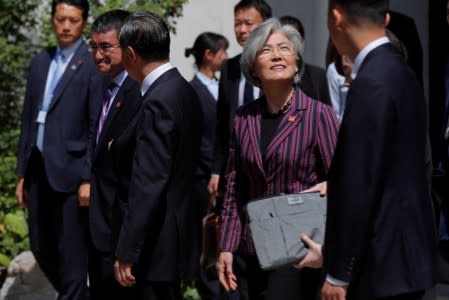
[265,89,295,116]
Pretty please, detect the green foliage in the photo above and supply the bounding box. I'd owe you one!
[0,129,29,268]
[0,0,38,131]
[181,280,201,300]
[91,0,188,33]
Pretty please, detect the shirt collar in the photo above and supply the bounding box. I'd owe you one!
[57,38,83,61]
[351,36,390,80]
[196,72,218,86]
[141,62,174,96]
[112,70,128,88]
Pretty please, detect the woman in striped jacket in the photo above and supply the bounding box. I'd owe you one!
[216,18,340,300]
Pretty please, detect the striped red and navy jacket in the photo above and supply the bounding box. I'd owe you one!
[219,88,340,255]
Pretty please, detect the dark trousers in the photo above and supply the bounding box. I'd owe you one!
[377,291,425,300]
[244,255,321,300]
[88,244,135,300]
[127,280,181,300]
[26,148,88,300]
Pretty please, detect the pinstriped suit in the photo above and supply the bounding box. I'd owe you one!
[219,88,339,255]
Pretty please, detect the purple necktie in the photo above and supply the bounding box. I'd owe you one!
[96,82,116,143]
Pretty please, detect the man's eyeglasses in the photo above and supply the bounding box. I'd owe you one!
[89,42,120,54]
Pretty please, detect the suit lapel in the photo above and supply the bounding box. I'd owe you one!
[265,89,307,160]
[32,48,55,121]
[48,42,88,111]
[227,55,242,109]
[96,77,131,150]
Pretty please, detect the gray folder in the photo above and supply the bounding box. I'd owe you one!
[246,193,326,270]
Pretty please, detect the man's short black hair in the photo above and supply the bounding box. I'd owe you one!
[91,9,130,35]
[280,15,305,40]
[119,11,170,61]
[329,0,389,26]
[51,0,89,21]
[234,0,272,20]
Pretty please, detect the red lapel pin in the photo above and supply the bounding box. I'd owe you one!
[288,115,296,123]
[115,101,122,109]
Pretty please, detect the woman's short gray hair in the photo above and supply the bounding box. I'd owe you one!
[241,18,305,88]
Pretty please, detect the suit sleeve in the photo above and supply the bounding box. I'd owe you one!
[325,78,395,282]
[219,113,242,253]
[115,97,175,263]
[316,104,340,174]
[212,61,230,176]
[16,60,35,176]
[81,68,103,181]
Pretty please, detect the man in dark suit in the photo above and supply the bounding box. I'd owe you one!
[208,0,272,196]
[112,11,202,299]
[386,10,423,85]
[88,10,142,300]
[14,0,103,299]
[301,0,438,299]
[279,15,331,106]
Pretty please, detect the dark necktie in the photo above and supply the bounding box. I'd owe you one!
[96,82,116,143]
[243,80,254,104]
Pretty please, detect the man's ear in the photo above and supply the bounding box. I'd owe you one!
[332,7,345,31]
[126,46,137,63]
[385,12,391,26]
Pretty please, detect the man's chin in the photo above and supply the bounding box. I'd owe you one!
[96,65,110,74]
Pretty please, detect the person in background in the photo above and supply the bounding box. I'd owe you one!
[327,29,406,121]
[15,0,103,298]
[88,9,142,300]
[217,18,339,300]
[299,0,438,299]
[113,11,202,300]
[185,31,229,300]
[386,10,423,84]
[279,15,331,106]
[325,40,348,121]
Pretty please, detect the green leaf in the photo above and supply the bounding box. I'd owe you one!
[0,253,11,267]
[4,212,28,238]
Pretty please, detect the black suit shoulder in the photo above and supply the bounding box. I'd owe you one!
[299,63,331,106]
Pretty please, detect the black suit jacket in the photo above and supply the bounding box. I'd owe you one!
[16,41,103,192]
[89,76,142,253]
[115,68,202,281]
[190,75,217,179]
[325,43,437,299]
[213,54,241,178]
[299,63,331,106]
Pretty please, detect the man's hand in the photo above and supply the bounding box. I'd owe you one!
[114,259,136,287]
[208,175,220,198]
[78,181,90,207]
[15,177,27,208]
[301,181,327,196]
[321,281,347,300]
[294,233,323,269]
[217,251,237,292]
